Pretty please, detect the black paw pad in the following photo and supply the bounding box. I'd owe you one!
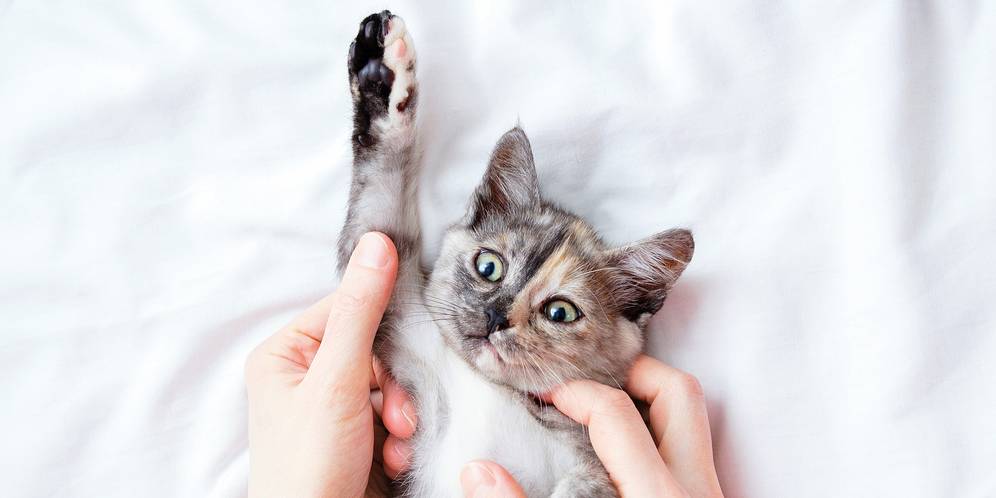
[358,58,394,87]
[349,11,395,92]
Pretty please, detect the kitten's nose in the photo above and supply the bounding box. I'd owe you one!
[485,309,511,336]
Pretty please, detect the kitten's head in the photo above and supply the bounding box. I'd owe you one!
[426,128,693,393]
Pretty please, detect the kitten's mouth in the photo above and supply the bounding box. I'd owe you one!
[476,337,504,363]
[457,322,510,365]
[460,332,509,373]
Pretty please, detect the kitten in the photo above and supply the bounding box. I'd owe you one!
[337,12,694,498]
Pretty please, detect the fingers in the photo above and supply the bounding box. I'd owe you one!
[461,460,527,498]
[372,334,417,478]
[305,232,398,389]
[382,434,411,479]
[373,359,418,439]
[551,379,686,498]
[625,355,723,498]
[377,370,417,439]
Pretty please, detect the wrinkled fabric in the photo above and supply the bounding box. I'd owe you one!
[1,1,994,497]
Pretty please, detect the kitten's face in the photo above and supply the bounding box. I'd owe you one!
[426,210,643,393]
[424,128,693,393]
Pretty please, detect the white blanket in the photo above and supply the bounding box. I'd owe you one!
[2,1,994,496]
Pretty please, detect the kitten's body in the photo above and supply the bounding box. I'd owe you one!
[338,12,692,498]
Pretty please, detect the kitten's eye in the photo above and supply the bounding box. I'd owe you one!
[543,299,580,323]
[475,250,504,282]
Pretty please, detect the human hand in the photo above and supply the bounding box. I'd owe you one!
[245,231,414,498]
[459,355,724,498]
[371,359,418,481]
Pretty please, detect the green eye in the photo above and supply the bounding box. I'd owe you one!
[475,250,504,281]
[543,299,580,323]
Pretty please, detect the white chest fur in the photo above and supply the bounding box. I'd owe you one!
[392,312,581,498]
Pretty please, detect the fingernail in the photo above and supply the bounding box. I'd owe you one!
[461,462,496,498]
[401,400,417,432]
[353,232,390,269]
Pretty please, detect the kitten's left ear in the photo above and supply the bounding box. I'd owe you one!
[468,127,541,225]
[608,229,695,323]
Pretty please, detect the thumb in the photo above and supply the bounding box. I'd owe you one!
[461,460,527,498]
[307,232,398,387]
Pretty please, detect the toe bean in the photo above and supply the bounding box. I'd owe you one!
[379,65,394,86]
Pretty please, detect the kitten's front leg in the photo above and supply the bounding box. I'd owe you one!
[338,10,421,273]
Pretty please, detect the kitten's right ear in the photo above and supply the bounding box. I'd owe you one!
[468,127,541,225]
[608,229,695,323]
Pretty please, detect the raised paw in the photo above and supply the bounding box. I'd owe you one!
[348,10,417,147]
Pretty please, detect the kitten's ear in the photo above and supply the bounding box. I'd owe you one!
[469,127,541,224]
[608,229,695,322]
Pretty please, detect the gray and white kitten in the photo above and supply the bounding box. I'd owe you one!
[337,12,694,498]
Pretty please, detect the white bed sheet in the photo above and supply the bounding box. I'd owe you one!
[2,1,994,497]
